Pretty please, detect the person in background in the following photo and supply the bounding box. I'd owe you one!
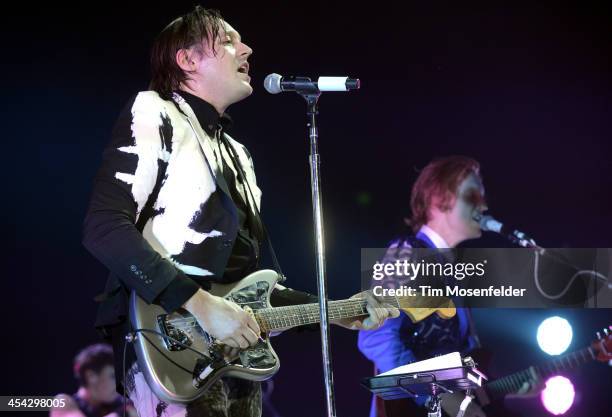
[358,156,487,417]
[50,343,136,417]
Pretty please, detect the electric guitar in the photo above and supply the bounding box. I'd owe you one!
[479,327,612,403]
[443,328,612,417]
[383,327,612,417]
[129,269,456,404]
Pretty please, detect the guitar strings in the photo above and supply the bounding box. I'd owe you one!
[164,302,367,324]
[168,308,375,332]
[165,305,371,328]
[162,295,426,333]
[164,297,398,325]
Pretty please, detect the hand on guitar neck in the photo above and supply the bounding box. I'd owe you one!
[332,292,400,330]
[505,366,543,399]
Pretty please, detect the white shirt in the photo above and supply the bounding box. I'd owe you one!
[419,224,450,249]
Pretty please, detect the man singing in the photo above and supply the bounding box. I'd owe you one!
[83,5,396,417]
[358,156,487,417]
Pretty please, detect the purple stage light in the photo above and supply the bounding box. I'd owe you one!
[541,376,575,415]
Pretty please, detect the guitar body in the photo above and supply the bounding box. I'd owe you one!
[129,269,281,404]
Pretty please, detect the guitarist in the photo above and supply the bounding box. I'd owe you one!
[358,156,489,417]
[82,5,398,417]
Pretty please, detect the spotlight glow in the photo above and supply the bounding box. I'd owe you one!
[541,376,575,415]
[537,316,572,355]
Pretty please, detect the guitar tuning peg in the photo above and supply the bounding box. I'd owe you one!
[604,328,610,336]
[596,331,602,340]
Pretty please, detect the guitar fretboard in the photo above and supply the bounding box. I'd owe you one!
[485,346,596,399]
[254,296,400,332]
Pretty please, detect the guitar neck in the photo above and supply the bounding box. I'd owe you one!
[485,346,596,399]
[254,296,399,332]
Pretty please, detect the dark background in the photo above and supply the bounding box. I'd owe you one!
[3,1,611,416]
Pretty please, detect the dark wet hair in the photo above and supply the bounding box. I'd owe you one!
[150,6,224,100]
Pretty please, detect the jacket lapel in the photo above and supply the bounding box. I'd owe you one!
[220,136,262,212]
[173,93,233,199]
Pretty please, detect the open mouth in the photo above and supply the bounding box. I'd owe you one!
[237,62,250,75]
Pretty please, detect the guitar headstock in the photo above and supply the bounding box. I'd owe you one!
[591,326,612,363]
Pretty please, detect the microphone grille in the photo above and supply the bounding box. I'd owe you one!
[478,215,492,231]
[478,215,501,233]
[264,73,282,94]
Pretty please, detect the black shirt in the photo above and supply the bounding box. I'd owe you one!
[178,90,262,282]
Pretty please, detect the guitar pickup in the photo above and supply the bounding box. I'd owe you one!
[157,314,193,351]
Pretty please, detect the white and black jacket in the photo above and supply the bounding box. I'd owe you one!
[83,91,264,328]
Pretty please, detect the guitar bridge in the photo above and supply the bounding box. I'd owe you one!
[239,340,277,369]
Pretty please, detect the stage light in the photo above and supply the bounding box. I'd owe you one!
[537,316,572,355]
[541,375,575,415]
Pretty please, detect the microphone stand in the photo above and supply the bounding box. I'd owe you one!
[300,86,337,417]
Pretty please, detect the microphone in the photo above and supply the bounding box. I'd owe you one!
[474,214,539,248]
[476,214,504,233]
[264,73,360,94]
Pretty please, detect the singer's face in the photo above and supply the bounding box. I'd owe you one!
[191,21,253,111]
[448,173,487,240]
